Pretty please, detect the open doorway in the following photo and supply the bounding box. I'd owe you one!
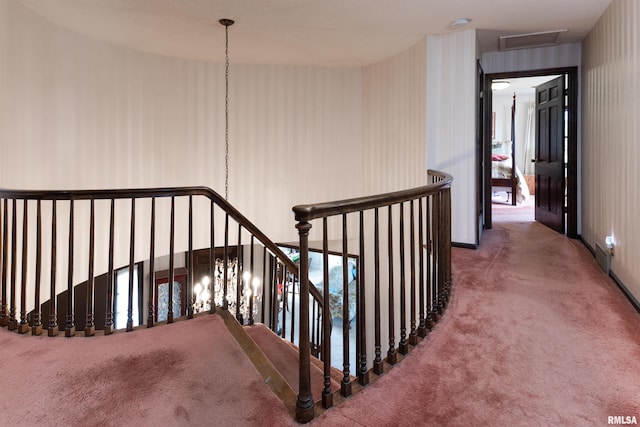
[482,67,578,238]
[491,76,559,206]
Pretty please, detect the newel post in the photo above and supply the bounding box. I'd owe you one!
[295,219,315,423]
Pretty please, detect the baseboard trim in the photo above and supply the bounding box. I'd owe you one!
[610,270,640,314]
[580,236,640,314]
[452,242,477,250]
[579,235,595,256]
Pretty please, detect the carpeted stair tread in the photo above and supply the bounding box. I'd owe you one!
[245,323,342,400]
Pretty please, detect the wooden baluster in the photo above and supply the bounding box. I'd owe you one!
[444,188,452,303]
[261,247,267,322]
[147,197,156,327]
[104,199,115,335]
[387,205,396,364]
[440,190,448,304]
[8,199,17,331]
[168,196,175,323]
[32,200,43,335]
[358,210,369,385]
[0,199,7,326]
[434,191,441,313]
[85,199,95,336]
[0,199,7,327]
[341,213,351,396]
[317,300,322,358]
[281,264,287,339]
[433,193,444,316]
[398,202,408,354]
[0,199,9,327]
[236,224,243,323]
[294,219,314,424]
[426,195,436,327]
[275,259,281,335]
[48,200,58,336]
[311,298,317,357]
[418,197,427,337]
[65,200,75,337]
[373,208,383,374]
[209,201,216,314]
[187,196,193,319]
[223,213,229,311]
[269,255,277,331]
[409,200,418,346]
[18,199,29,333]
[127,198,135,332]
[322,217,333,408]
[248,235,255,325]
[316,301,322,358]
[290,264,296,343]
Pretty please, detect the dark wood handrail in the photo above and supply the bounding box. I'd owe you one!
[0,186,300,281]
[292,170,452,221]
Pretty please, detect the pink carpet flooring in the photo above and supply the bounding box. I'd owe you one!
[0,315,296,426]
[312,201,640,426]
[1,200,639,426]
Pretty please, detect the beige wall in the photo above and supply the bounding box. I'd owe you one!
[362,38,427,195]
[1,1,483,309]
[0,0,362,248]
[582,0,640,300]
[0,0,364,304]
[427,29,478,245]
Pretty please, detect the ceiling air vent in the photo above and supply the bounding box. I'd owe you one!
[499,29,568,51]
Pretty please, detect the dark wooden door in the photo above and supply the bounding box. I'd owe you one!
[476,61,485,243]
[534,76,565,233]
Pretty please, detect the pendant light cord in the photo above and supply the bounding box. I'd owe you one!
[220,19,234,201]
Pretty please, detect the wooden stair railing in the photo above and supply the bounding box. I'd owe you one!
[292,170,453,423]
[0,187,324,354]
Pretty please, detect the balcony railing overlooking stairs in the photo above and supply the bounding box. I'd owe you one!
[293,170,453,423]
[0,187,324,352]
[0,170,453,425]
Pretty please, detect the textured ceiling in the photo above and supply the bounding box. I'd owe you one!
[18,0,612,67]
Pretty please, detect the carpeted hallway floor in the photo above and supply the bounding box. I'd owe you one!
[1,200,639,426]
[312,200,640,426]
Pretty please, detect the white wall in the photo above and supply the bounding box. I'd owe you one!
[426,29,478,245]
[582,0,640,301]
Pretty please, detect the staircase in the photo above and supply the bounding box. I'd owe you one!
[220,308,343,414]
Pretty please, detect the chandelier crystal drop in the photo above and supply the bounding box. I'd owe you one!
[191,257,260,323]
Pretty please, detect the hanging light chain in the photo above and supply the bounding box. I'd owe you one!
[220,19,234,201]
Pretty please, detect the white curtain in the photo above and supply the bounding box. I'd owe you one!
[523,103,536,175]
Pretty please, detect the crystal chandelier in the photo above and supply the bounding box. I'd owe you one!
[190,19,262,322]
[192,258,261,323]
